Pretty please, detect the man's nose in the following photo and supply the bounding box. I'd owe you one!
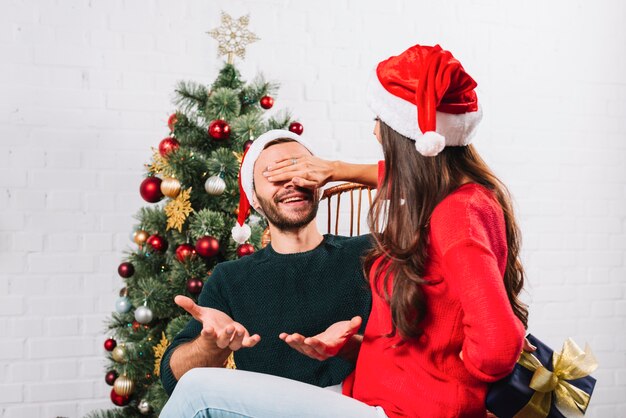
[282,177,296,189]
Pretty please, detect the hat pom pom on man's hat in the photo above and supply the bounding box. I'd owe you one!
[232,223,251,245]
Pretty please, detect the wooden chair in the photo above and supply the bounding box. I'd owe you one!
[320,182,374,236]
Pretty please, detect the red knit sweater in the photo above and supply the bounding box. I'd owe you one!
[343,182,525,418]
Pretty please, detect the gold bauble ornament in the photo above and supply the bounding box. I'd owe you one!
[160,177,181,198]
[113,374,135,396]
[133,230,149,246]
[111,345,127,363]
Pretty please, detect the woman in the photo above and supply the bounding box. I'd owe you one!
[269,44,529,417]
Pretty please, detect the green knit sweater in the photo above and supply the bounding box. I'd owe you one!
[160,234,372,396]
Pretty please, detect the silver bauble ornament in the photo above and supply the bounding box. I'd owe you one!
[204,174,226,195]
[138,399,151,415]
[115,296,132,313]
[113,374,135,396]
[134,305,153,324]
[111,345,127,363]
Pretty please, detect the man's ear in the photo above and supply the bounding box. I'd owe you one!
[251,192,260,211]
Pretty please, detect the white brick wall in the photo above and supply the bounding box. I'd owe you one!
[1,0,624,416]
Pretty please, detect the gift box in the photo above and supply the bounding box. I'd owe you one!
[486,334,597,418]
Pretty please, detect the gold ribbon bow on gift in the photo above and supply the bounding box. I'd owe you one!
[514,338,598,418]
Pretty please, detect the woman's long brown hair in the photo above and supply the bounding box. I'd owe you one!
[364,121,528,339]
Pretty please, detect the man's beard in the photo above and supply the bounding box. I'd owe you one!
[257,188,319,232]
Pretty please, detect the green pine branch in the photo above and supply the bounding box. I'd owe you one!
[211,63,244,90]
[187,208,227,239]
[231,112,265,145]
[134,207,167,235]
[267,109,293,130]
[171,113,214,151]
[174,81,210,113]
[84,408,139,418]
[205,87,242,121]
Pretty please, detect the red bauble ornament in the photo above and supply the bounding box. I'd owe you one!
[139,177,164,203]
[117,262,134,278]
[186,277,204,295]
[175,244,196,263]
[260,95,274,109]
[243,140,253,152]
[237,243,255,258]
[288,122,304,135]
[105,370,118,386]
[158,137,180,157]
[104,338,117,351]
[167,113,178,131]
[195,236,219,258]
[208,120,231,140]
[147,234,168,253]
[110,388,131,407]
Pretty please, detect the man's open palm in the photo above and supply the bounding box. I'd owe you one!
[175,295,261,351]
[279,316,362,361]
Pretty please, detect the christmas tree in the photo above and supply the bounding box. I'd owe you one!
[87,13,303,418]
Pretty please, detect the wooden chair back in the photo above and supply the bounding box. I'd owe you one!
[320,182,373,236]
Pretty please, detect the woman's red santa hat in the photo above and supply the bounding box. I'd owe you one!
[231,129,316,244]
[366,44,482,156]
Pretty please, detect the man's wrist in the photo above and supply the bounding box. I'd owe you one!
[191,336,231,366]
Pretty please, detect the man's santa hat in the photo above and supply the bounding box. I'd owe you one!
[366,44,482,157]
[231,129,316,244]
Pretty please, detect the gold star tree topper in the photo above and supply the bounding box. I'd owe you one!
[208,12,260,64]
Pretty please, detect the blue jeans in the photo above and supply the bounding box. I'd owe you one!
[160,368,387,418]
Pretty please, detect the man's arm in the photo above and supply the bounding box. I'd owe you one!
[167,296,261,379]
[169,333,232,379]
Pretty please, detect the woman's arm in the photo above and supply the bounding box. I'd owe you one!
[431,192,526,382]
[444,241,525,382]
[263,156,379,189]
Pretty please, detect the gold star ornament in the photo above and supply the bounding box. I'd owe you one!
[164,188,193,232]
[153,332,170,377]
[146,148,168,176]
[208,12,259,64]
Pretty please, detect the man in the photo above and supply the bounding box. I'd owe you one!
[160,130,382,418]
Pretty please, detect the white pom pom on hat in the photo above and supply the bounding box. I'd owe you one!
[416,131,446,157]
[366,44,483,157]
[231,223,251,245]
